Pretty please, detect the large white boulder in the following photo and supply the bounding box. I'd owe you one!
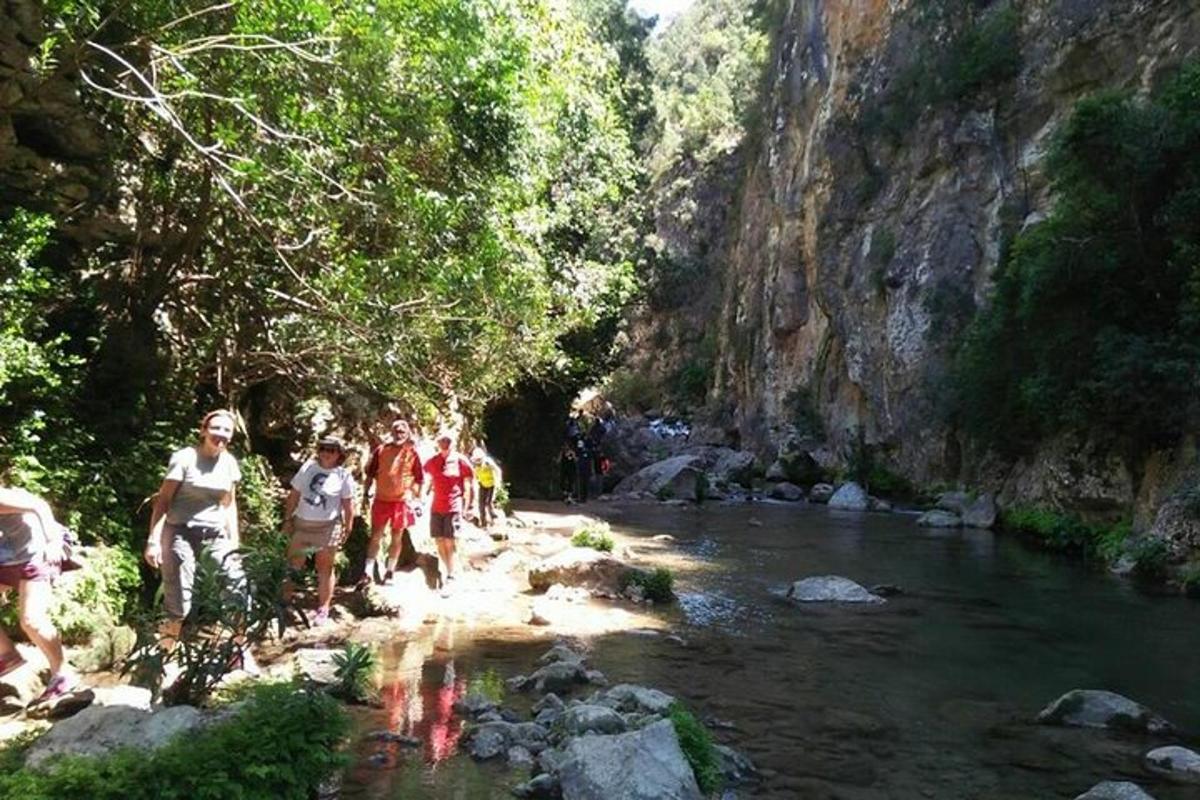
[787,576,884,604]
[828,482,869,511]
[1036,690,1174,734]
[528,547,629,595]
[1074,782,1157,800]
[25,703,206,767]
[1144,745,1200,783]
[557,719,702,800]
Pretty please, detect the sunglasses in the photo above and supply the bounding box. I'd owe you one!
[318,445,340,453]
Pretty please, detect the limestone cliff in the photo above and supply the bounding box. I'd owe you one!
[627,0,1200,532]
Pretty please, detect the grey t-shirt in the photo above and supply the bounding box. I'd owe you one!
[163,447,242,530]
[0,510,42,565]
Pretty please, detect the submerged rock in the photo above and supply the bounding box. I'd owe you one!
[714,743,760,785]
[529,661,588,694]
[1036,690,1174,734]
[917,509,962,528]
[1074,782,1157,800]
[1144,745,1200,783]
[465,721,549,760]
[786,576,885,604]
[557,719,702,800]
[828,482,868,511]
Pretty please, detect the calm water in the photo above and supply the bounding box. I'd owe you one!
[343,501,1200,799]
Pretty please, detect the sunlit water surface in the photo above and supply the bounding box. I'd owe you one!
[342,502,1200,799]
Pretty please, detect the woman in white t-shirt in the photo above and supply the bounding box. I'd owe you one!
[283,436,355,625]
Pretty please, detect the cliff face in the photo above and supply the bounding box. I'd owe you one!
[636,0,1199,523]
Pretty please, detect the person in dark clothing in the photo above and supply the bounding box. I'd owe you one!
[573,437,592,503]
[559,442,577,502]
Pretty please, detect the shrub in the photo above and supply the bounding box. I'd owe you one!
[1001,506,1130,564]
[1128,536,1169,582]
[466,667,506,704]
[621,567,675,602]
[604,367,659,414]
[0,682,349,800]
[1180,561,1200,598]
[572,522,615,552]
[51,545,141,645]
[668,703,720,795]
[331,642,379,703]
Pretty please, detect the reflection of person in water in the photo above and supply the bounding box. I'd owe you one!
[378,624,465,765]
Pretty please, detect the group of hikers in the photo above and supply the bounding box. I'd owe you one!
[559,411,611,503]
[0,409,503,709]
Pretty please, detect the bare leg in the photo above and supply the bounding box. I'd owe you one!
[435,538,456,579]
[315,549,336,612]
[282,542,307,603]
[18,580,65,675]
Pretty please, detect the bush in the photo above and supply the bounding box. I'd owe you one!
[604,367,659,414]
[466,667,506,704]
[0,682,349,800]
[572,522,615,552]
[51,545,141,645]
[1180,561,1200,598]
[621,567,675,602]
[1128,536,1169,582]
[331,642,379,703]
[668,703,720,794]
[1001,506,1130,564]
[952,62,1200,455]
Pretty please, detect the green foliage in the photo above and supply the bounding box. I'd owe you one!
[861,2,1020,143]
[331,642,379,703]
[237,455,283,537]
[1001,506,1130,564]
[621,566,675,602]
[1180,561,1200,598]
[1128,536,1169,582]
[51,546,141,645]
[572,521,615,552]
[0,683,349,800]
[953,62,1200,454]
[604,367,659,413]
[125,532,295,706]
[646,0,770,177]
[668,702,721,795]
[466,667,506,704]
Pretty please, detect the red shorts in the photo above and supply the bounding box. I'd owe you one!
[0,559,60,590]
[371,499,416,532]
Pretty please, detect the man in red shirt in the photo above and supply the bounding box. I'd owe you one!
[423,432,474,590]
[363,419,424,585]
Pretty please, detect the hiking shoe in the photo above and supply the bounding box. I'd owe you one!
[29,673,78,707]
[312,607,331,627]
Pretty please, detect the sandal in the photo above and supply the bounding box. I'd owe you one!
[0,652,26,679]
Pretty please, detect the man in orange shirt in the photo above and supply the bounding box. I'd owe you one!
[362,418,424,585]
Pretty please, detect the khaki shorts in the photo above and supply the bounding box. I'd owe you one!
[161,524,247,620]
[289,518,343,552]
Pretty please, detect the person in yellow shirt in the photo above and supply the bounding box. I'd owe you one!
[469,447,502,528]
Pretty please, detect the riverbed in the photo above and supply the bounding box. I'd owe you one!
[342,499,1200,799]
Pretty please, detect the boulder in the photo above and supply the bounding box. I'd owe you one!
[936,491,972,514]
[538,645,586,666]
[601,684,677,715]
[828,482,868,511]
[808,483,835,504]
[1036,690,1174,734]
[529,661,588,694]
[557,719,702,800]
[563,704,628,736]
[786,576,885,604]
[464,721,549,760]
[513,773,562,799]
[25,703,207,767]
[294,648,340,685]
[765,461,787,482]
[508,745,536,769]
[962,494,998,529]
[453,692,498,720]
[868,497,892,513]
[1144,746,1200,783]
[613,455,705,501]
[917,509,963,528]
[767,482,805,501]
[528,548,628,595]
[708,449,756,487]
[1074,782,1157,800]
[714,743,759,785]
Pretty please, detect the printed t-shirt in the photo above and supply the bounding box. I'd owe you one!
[0,511,42,565]
[367,442,423,502]
[290,459,355,522]
[424,453,474,515]
[164,447,241,530]
[475,458,499,489]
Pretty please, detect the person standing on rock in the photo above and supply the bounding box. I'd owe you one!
[0,486,81,706]
[362,418,424,585]
[282,436,355,625]
[423,433,474,591]
[144,409,253,668]
[469,447,502,528]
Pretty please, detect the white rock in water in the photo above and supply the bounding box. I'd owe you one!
[1074,781,1158,800]
[1144,745,1200,783]
[1036,689,1174,734]
[917,509,962,528]
[557,719,702,800]
[786,576,884,604]
[828,482,868,511]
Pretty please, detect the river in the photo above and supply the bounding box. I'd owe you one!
[341,500,1200,799]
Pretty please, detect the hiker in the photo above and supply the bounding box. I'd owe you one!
[573,433,592,504]
[423,433,474,591]
[559,441,577,502]
[0,486,80,706]
[362,418,424,585]
[283,436,355,625]
[469,447,502,528]
[145,409,252,667]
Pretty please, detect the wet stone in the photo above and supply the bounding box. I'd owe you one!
[512,773,562,799]
[563,704,628,736]
[1036,690,1174,734]
[1074,782,1158,800]
[1144,745,1200,783]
